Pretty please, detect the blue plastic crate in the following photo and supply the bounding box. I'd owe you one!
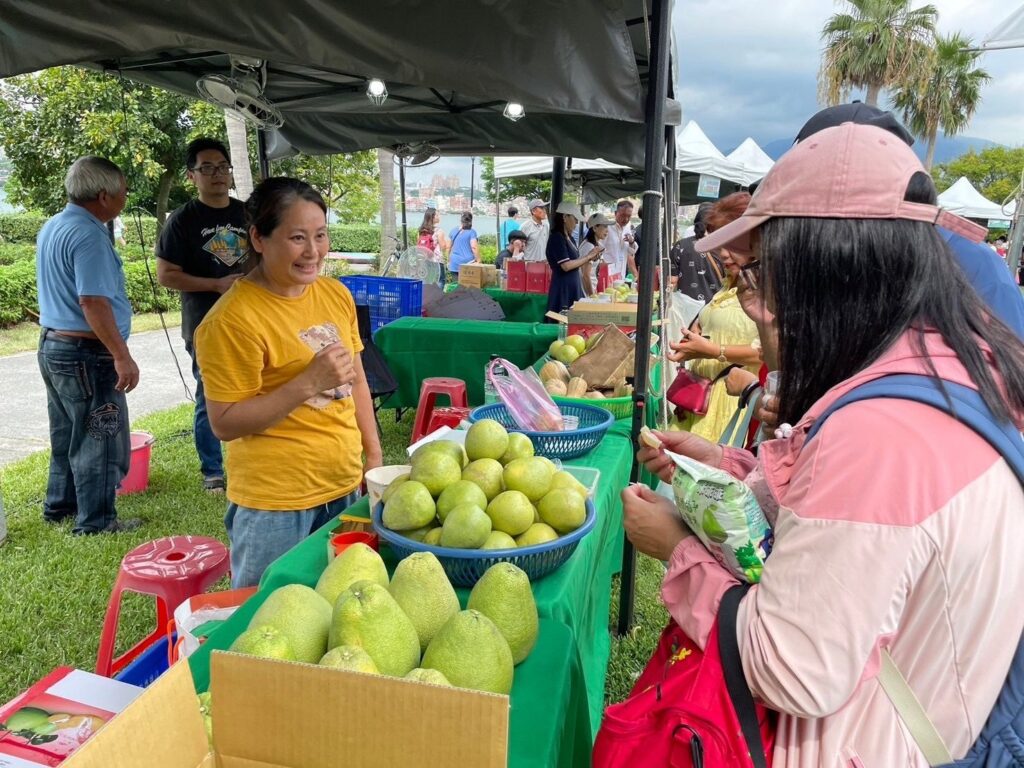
[114,634,173,688]
[340,275,422,334]
[468,402,614,460]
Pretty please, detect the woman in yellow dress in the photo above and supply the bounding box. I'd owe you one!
[669,192,762,441]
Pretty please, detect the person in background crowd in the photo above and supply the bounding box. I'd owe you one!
[670,202,722,304]
[520,199,549,262]
[496,229,527,270]
[500,205,520,250]
[416,207,448,288]
[602,198,638,281]
[545,201,601,315]
[110,215,127,247]
[624,122,1024,766]
[195,177,381,588]
[446,211,480,276]
[36,156,141,535]
[157,137,250,494]
[579,212,609,295]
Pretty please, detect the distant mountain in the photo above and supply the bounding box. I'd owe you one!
[761,134,1004,165]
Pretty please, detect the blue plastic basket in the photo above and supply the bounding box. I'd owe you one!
[468,402,614,460]
[340,275,422,334]
[371,501,596,587]
[114,634,174,688]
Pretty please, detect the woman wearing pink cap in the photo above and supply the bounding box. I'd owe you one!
[621,123,1024,766]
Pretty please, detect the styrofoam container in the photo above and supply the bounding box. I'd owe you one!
[406,426,468,457]
[560,464,601,499]
[365,464,412,508]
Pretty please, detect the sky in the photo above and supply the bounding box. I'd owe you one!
[410,0,1023,188]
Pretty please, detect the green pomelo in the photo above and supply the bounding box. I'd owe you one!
[404,668,452,686]
[440,504,492,549]
[462,459,505,501]
[382,480,436,530]
[248,584,331,664]
[549,470,588,500]
[388,552,461,652]
[4,708,51,732]
[328,580,421,677]
[468,563,539,664]
[319,645,380,674]
[465,419,510,462]
[421,610,514,695]
[565,334,587,356]
[404,524,439,542]
[485,490,535,536]
[424,527,443,546]
[411,440,468,469]
[437,480,488,522]
[409,453,462,498]
[381,472,411,503]
[229,624,296,661]
[537,457,557,474]
[315,542,389,607]
[503,457,554,503]
[499,432,534,465]
[515,523,559,547]
[538,488,587,534]
[481,531,517,550]
[702,509,729,544]
[552,345,579,365]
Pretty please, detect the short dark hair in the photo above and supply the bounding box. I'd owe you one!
[693,202,715,239]
[507,206,518,217]
[460,211,473,228]
[245,178,327,261]
[186,138,230,169]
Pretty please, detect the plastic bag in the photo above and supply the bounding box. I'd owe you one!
[665,450,773,583]
[488,357,564,432]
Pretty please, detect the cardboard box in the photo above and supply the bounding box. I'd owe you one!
[62,653,509,768]
[457,263,498,289]
[566,300,640,329]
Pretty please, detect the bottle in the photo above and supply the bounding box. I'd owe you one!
[483,354,505,405]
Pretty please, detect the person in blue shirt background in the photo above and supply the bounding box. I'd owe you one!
[447,211,480,275]
[500,205,520,250]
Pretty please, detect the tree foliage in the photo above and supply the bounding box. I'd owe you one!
[933,146,1024,206]
[272,151,380,225]
[480,157,552,205]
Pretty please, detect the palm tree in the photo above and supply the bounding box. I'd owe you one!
[892,33,991,170]
[377,149,397,263]
[819,0,938,107]
[224,110,254,199]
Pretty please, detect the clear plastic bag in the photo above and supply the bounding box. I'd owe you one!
[488,357,565,432]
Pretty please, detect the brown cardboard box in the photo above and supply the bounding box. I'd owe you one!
[566,301,639,329]
[458,263,498,289]
[63,653,509,768]
[568,324,635,389]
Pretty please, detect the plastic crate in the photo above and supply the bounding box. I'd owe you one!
[340,275,422,334]
[114,634,174,688]
[468,402,614,460]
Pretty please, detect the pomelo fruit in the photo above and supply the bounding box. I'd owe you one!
[248,584,331,664]
[424,527,443,546]
[549,470,588,500]
[382,480,436,530]
[468,563,539,664]
[440,504,492,548]
[515,523,559,547]
[503,457,554,503]
[481,531,517,550]
[319,645,379,674]
[485,490,535,536]
[499,432,534,465]
[409,453,462,498]
[421,610,514,694]
[381,472,410,503]
[411,440,467,469]
[403,524,439,542]
[565,334,586,356]
[465,419,509,462]
[538,488,587,534]
[548,339,564,357]
[388,552,460,652]
[315,542,388,607]
[436,480,488,522]
[405,668,451,686]
[552,345,579,365]
[229,624,296,661]
[329,580,420,677]
[462,458,505,501]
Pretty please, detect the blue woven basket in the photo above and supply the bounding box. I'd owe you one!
[467,402,614,460]
[371,501,596,587]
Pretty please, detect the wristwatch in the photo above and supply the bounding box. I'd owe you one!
[717,344,728,363]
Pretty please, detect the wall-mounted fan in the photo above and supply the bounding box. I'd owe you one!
[196,56,284,129]
[393,142,441,167]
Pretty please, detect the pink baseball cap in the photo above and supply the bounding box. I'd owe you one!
[695,123,987,255]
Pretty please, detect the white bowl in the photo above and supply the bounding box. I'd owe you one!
[365,464,412,509]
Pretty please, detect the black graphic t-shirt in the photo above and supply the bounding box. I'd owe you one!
[156,198,249,343]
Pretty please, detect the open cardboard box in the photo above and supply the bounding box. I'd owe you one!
[62,652,509,768]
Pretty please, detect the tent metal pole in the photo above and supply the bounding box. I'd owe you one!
[617,0,672,637]
[399,159,409,250]
[256,130,271,180]
[1007,165,1024,278]
[551,157,566,210]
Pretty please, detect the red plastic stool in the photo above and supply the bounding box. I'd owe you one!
[95,536,230,677]
[411,377,468,444]
[426,406,472,436]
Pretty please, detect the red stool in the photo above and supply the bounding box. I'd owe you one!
[411,377,468,444]
[95,536,230,677]
[426,406,472,436]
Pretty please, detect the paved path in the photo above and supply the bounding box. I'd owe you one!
[0,327,193,468]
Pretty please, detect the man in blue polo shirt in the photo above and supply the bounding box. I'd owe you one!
[36,156,142,535]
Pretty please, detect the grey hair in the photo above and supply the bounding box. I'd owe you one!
[64,156,124,204]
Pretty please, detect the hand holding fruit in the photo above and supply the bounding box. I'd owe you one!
[621,483,692,561]
[636,429,723,483]
[303,342,355,395]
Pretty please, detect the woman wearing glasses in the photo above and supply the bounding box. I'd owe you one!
[668,192,763,441]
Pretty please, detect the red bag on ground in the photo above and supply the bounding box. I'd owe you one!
[594,585,775,768]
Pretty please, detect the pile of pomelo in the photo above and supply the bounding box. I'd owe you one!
[381,419,590,550]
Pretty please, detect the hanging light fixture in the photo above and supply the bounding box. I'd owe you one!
[366,78,388,106]
[503,101,525,122]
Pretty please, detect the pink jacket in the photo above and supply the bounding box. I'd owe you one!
[662,330,1024,767]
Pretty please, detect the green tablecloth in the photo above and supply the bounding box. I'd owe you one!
[375,316,559,407]
[187,422,635,766]
[483,288,549,324]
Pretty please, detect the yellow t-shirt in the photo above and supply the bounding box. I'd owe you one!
[194,277,365,510]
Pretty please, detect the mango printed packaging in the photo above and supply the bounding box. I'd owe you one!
[665,451,773,583]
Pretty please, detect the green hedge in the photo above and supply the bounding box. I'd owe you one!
[0,213,48,244]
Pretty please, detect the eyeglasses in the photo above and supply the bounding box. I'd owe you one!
[192,163,233,176]
[739,259,761,291]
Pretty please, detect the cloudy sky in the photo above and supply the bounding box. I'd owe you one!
[414,0,1022,187]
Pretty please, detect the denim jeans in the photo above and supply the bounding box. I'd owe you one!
[185,341,223,478]
[37,331,130,534]
[224,490,361,588]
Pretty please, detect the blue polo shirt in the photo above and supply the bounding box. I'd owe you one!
[37,204,132,340]
[940,227,1024,339]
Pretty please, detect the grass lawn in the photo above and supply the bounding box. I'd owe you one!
[0,403,665,709]
[0,311,182,357]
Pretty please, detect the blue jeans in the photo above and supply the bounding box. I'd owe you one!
[224,490,361,588]
[37,331,130,534]
[437,264,447,289]
[185,341,223,478]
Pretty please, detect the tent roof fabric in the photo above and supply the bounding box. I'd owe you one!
[982,4,1024,50]
[938,177,1016,220]
[0,0,679,166]
[726,138,774,186]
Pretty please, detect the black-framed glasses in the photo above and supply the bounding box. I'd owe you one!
[193,163,233,176]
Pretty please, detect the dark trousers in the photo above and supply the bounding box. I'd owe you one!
[185,341,223,478]
[37,330,130,533]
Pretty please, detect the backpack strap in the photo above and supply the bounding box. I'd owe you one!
[718,583,769,768]
[877,651,953,766]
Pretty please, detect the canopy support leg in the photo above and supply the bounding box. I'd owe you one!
[399,158,409,251]
[551,157,566,211]
[256,130,271,180]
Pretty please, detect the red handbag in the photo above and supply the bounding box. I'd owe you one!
[594,585,775,768]
[666,364,739,415]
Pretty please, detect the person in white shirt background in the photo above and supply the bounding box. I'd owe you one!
[602,198,638,281]
[579,212,610,295]
[519,198,549,262]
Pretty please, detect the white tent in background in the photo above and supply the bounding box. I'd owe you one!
[493,155,625,179]
[726,138,775,185]
[938,177,1016,221]
[980,3,1024,50]
[675,121,746,180]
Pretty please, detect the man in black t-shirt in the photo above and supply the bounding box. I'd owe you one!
[156,138,250,493]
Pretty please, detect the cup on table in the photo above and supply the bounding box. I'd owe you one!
[329,531,378,560]
[764,371,780,398]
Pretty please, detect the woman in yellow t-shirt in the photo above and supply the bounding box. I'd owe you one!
[194,178,382,588]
